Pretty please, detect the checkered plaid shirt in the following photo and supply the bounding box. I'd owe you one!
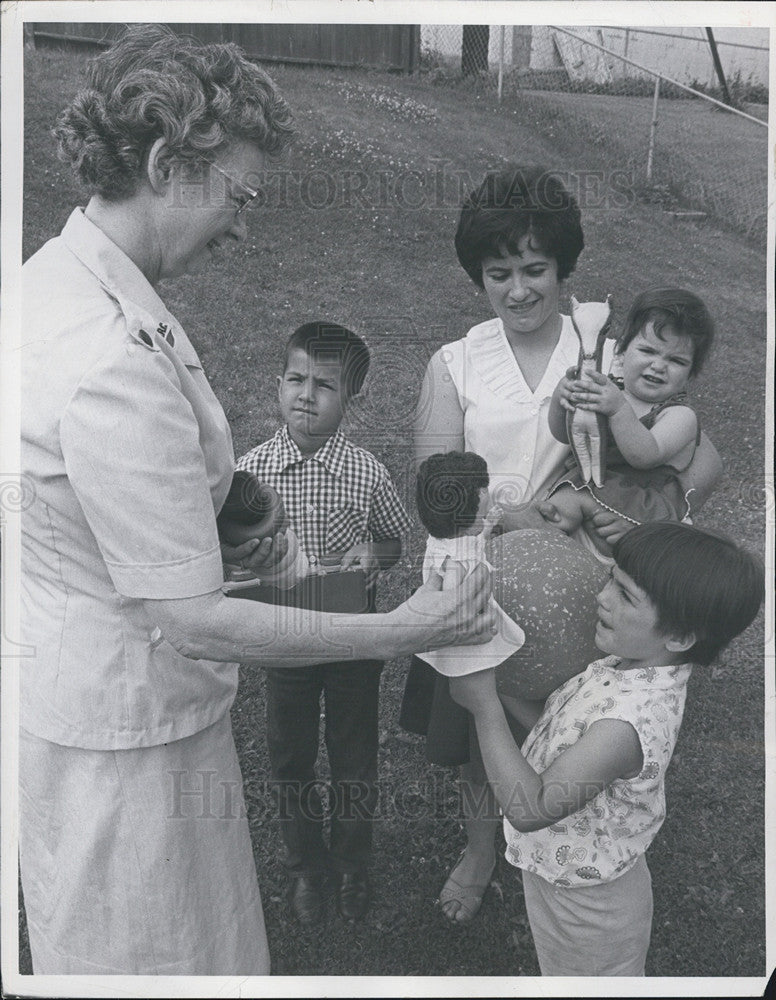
[235,426,410,566]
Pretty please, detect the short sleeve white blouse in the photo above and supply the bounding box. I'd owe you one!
[440,315,613,507]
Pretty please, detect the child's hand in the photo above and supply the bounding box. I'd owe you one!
[481,504,503,539]
[586,507,632,546]
[449,668,499,714]
[340,542,381,587]
[556,367,581,412]
[570,370,625,417]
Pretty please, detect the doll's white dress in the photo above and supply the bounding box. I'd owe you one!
[416,533,525,676]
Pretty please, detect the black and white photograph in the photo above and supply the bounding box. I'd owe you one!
[1,1,773,995]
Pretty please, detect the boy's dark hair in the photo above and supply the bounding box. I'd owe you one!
[454,166,584,288]
[416,451,489,539]
[615,288,715,377]
[612,522,764,666]
[284,321,370,399]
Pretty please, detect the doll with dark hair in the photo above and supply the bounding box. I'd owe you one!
[217,470,309,588]
[415,452,524,676]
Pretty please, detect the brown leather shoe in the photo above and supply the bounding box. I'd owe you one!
[288,875,324,925]
[335,871,370,922]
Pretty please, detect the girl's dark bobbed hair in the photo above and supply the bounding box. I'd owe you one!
[454,166,584,287]
[612,522,764,666]
[54,23,294,200]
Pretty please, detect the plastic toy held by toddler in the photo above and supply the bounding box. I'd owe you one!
[567,294,614,487]
[218,470,309,589]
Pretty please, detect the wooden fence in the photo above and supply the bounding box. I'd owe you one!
[31,22,421,73]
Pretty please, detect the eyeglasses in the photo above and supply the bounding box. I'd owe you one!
[206,159,260,215]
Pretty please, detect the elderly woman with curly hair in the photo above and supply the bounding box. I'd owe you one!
[19,25,493,976]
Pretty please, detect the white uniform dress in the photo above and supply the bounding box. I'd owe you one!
[20,208,269,974]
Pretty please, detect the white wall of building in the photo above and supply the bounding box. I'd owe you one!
[420,24,769,88]
[597,26,769,87]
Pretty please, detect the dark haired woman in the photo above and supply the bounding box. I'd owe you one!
[402,166,723,925]
[19,25,493,974]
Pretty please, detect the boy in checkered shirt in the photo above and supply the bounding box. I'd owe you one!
[236,321,410,926]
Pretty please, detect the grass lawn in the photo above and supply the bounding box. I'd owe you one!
[19,45,769,979]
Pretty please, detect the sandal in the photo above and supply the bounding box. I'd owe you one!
[438,850,496,925]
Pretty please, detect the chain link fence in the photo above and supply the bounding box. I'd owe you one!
[420,24,769,245]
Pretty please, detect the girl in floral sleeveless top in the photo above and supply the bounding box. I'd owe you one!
[449,522,762,976]
[545,288,715,557]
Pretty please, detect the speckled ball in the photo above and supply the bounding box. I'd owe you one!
[487,528,609,699]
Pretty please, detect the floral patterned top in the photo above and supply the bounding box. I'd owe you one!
[504,655,692,886]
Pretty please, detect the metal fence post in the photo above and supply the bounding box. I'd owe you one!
[646,75,661,181]
[498,26,506,102]
[462,25,489,76]
[705,27,733,106]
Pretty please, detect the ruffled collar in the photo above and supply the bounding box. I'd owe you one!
[464,315,578,404]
